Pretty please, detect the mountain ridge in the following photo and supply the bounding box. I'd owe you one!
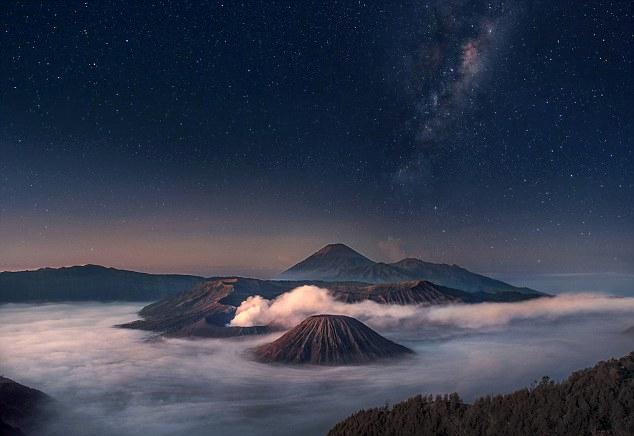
[0,265,205,302]
[0,243,542,303]
[118,276,541,338]
[279,243,539,295]
[0,377,54,435]
[329,351,634,435]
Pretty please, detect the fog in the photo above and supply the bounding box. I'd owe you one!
[230,285,634,329]
[1,300,633,436]
[492,272,634,297]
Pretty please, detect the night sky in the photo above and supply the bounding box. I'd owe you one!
[1,0,632,277]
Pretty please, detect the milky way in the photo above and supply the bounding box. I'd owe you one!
[394,1,522,188]
[1,0,632,276]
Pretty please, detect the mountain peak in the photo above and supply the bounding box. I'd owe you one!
[278,244,542,296]
[279,243,375,280]
[313,243,368,258]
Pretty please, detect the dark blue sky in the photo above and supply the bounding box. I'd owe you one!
[0,0,632,276]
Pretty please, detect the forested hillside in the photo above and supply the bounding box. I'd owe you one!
[329,352,634,436]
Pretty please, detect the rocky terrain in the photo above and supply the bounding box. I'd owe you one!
[280,243,540,296]
[254,314,413,365]
[329,351,634,435]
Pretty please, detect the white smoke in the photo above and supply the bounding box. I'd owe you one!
[229,286,338,328]
[229,285,421,329]
[230,286,634,330]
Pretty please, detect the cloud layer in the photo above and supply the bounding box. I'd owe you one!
[0,300,632,436]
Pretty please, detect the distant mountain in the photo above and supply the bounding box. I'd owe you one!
[0,377,54,435]
[118,277,533,338]
[283,244,376,276]
[279,243,541,295]
[0,244,542,303]
[328,280,538,304]
[254,314,413,365]
[0,265,204,302]
[329,351,634,436]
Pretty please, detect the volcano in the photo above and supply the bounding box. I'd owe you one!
[254,314,413,365]
[279,243,541,296]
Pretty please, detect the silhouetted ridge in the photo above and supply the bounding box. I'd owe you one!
[312,244,371,259]
[280,244,376,280]
[0,377,54,435]
[0,265,204,302]
[279,243,542,296]
[329,351,634,436]
[254,314,413,365]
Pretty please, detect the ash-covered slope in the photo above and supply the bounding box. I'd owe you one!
[280,243,541,296]
[254,314,413,365]
[118,277,305,335]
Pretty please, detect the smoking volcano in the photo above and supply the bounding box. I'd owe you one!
[253,314,413,365]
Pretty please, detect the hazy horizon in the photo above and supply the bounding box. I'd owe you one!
[3,243,634,284]
[3,260,634,299]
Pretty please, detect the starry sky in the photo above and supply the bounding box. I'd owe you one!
[1,0,632,277]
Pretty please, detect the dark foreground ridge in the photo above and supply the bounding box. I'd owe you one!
[254,314,413,365]
[0,376,54,435]
[329,351,634,436]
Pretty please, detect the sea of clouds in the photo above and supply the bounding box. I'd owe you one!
[0,294,633,436]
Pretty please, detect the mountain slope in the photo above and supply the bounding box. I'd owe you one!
[329,351,634,436]
[390,258,537,296]
[279,244,540,295]
[118,277,519,337]
[0,377,54,435]
[254,314,413,365]
[0,265,204,302]
[330,281,472,304]
[281,244,376,279]
[117,277,297,336]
